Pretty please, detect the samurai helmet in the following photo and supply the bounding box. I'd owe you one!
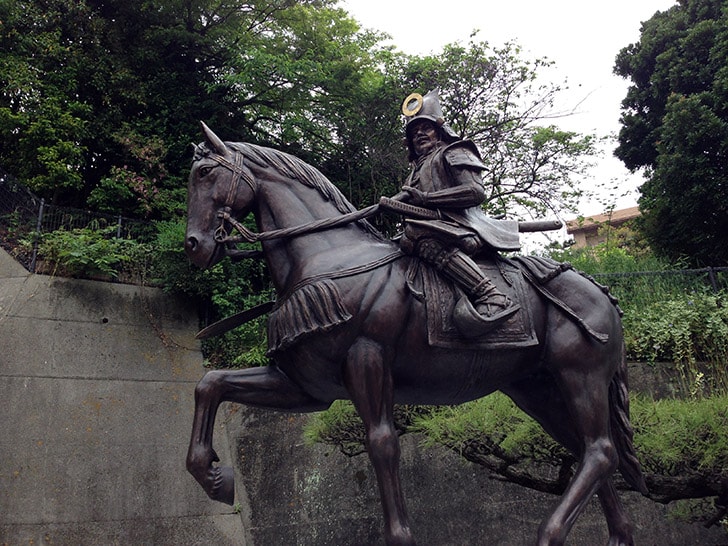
[402,88,459,160]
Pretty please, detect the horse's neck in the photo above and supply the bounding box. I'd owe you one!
[254,175,383,291]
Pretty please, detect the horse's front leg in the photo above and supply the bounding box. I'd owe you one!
[344,338,415,546]
[187,365,325,504]
[187,368,233,504]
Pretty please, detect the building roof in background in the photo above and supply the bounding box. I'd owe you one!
[566,206,640,234]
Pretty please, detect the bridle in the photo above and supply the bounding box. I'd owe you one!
[209,150,256,209]
[201,147,382,247]
[202,149,258,245]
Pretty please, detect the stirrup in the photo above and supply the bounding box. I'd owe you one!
[453,296,520,338]
[475,297,514,318]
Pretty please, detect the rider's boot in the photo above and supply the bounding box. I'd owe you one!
[445,249,520,327]
[417,240,520,334]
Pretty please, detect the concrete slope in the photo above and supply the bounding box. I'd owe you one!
[0,248,244,545]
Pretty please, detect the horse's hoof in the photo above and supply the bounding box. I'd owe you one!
[208,465,235,505]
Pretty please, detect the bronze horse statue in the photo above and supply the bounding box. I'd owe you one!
[184,123,648,546]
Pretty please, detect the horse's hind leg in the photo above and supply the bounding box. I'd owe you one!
[187,365,325,504]
[506,377,635,545]
[536,364,619,546]
[343,338,415,546]
[598,479,635,546]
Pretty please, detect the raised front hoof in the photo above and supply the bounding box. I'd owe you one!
[453,296,520,337]
[206,465,236,505]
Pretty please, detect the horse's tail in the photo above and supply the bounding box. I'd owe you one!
[610,342,649,495]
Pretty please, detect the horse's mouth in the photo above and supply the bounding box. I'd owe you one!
[203,242,227,269]
[186,234,227,270]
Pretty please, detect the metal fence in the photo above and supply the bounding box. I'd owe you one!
[0,167,149,272]
[594,267,728,294]
[2,166,728,293]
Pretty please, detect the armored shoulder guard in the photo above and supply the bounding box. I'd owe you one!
[443,140,485,171]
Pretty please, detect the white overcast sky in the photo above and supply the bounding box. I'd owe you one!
[342,0,677,220]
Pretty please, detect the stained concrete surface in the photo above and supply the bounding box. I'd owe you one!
[0,248,244,545]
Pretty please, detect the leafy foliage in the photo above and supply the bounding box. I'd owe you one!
[304,390,728,507]
[150,219,271,367]
[548,241,728,395]
[631,394,728,478]
[614,0,728,265]
[625,291,728,395]
[36,226,151,279]
[1,0,597,232]
[412,393,569,468]
[0,0,283,211]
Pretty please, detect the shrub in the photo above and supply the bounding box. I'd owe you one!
[624,291,728,395]
[36,226,150,279]
[151,218,272,367]
[304,392,728,505]
[631,394,728,477]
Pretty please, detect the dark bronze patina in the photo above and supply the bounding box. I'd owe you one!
[184,101,647,545]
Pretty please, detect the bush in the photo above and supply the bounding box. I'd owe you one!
[412,393,568,467]
[304,392,728,505]
[631,394,728,477]
[27,217,272,367]
[150,218,272,367]
[624,290,728,395]
[36,225,152,280]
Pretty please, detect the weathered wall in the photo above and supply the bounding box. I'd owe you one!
[226,408,725,546]
[1,247,724,545]
[0,248,243,545]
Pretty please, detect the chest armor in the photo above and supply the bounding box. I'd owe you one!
[407,147,450,193]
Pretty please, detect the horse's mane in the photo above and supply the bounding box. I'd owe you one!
[227,142,385,240]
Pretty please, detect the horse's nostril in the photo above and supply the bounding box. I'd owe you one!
[186,236,198,253]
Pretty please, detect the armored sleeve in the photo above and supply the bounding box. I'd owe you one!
[443,141,486,172]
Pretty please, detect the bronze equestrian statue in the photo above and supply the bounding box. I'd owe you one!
[184,93,647,545]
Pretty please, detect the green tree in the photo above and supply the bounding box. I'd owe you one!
[0,0,243,211]
[216,2,408,218]
[0,0,405,221]
[397,38,596,220]
[614,0,728,265]
[0,0,94,198]
[1,1,595,227]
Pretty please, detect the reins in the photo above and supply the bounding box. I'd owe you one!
[214,203,382,245]
[206,148,560,247]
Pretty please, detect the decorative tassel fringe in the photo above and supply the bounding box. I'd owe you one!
[267,279,352,355]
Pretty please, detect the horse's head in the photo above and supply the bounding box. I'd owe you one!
[185,122,256,269]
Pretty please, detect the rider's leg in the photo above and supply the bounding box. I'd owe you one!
[406,234,519,326]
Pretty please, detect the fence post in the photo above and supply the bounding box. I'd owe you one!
[29,198,45,273]
[708,267,718,292]
[116,214,122,238]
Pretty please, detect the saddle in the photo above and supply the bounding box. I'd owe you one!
[409,254,614,350]
[408,256,538,350]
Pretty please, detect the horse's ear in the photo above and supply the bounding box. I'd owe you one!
[200,121,228,156]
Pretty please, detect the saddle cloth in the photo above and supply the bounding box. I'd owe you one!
[411,258,538,350]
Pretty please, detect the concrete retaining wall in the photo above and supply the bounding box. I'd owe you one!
[1,247,724,545]
[0,248,242,545]
[227,408,725,545]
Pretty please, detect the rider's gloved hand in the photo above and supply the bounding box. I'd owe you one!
[401,185,428,206]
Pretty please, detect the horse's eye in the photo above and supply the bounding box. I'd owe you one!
[199,166,213,177]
